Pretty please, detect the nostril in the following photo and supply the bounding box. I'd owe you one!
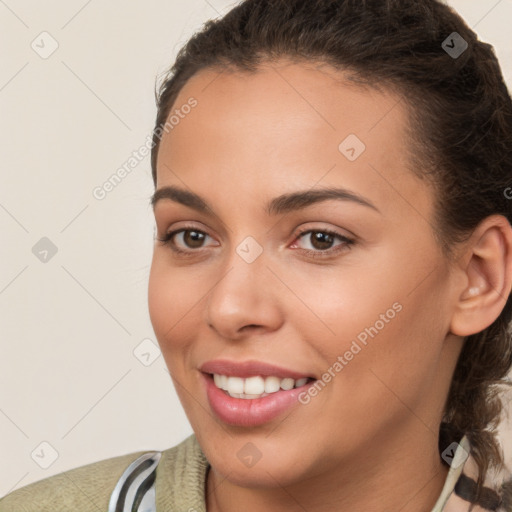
[240,324,263,332]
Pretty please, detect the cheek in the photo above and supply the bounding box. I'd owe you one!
[283,261,399,354]
[291,248,448,385]
[327,273,449,421]
[147,256,200,355]
[147,257,171,339]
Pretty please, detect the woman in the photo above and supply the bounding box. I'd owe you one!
[1,0,511,510]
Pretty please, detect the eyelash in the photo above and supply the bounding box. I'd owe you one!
[293,227,355,258]
[157,224,355,259]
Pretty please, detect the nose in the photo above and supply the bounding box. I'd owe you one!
[204,249,284,341]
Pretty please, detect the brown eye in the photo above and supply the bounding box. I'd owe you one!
[158,228,217,253]
[181,230,206,249]
[308,231,336,250]
[291,228,355,259]
[296,230,350,251]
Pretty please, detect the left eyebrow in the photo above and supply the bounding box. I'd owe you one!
[150,185,380,215]
[266,188,380,215]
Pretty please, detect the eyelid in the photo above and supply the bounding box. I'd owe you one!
[290,226,355,256]
[158,224,218,250]
[293,224,354,240]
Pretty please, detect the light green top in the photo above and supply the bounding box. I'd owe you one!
[0,435,209,512]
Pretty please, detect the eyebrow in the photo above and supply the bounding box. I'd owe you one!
[150,185,380,216]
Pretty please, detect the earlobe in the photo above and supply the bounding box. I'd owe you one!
[450,215,512,337]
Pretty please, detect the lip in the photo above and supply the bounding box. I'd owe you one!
[202,372,314,427]
[199,359,316,427]
[199,359,314,379]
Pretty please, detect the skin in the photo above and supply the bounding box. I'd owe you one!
[148,59,512,512]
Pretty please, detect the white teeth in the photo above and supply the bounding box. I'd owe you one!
[226,376,244,394]
[280,378,295,391]
[264,376,281,393]
[244,376,265,395]
[212,373,311,398]
[230,393,269,399]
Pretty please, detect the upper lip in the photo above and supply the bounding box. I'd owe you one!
[200,359,315,380]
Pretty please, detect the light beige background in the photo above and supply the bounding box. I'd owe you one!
[1,0,511,496]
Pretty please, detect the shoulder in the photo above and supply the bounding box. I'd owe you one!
[0,449,150,512]
[0,437,202,512]
[438,435,512,512]
[155,434,210,511]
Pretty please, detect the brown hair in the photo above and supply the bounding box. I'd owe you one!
[150,0,512,506]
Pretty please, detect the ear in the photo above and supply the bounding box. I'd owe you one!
[450,215,512,337]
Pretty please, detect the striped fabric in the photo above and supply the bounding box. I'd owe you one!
[108,451,161,512]
[431,435,511,511]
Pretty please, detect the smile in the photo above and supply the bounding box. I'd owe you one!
[212,374,311,399]
[199,360,317,426]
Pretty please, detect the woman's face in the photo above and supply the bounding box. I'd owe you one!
[148,60,463,487]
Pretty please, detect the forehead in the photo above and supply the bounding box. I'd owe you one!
[156,60,433,221]
[171,59,405,136]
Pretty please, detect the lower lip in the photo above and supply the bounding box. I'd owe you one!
[203,373,314,427]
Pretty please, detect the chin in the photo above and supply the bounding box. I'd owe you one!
[196,428,318,488]
[209,452,309,489]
